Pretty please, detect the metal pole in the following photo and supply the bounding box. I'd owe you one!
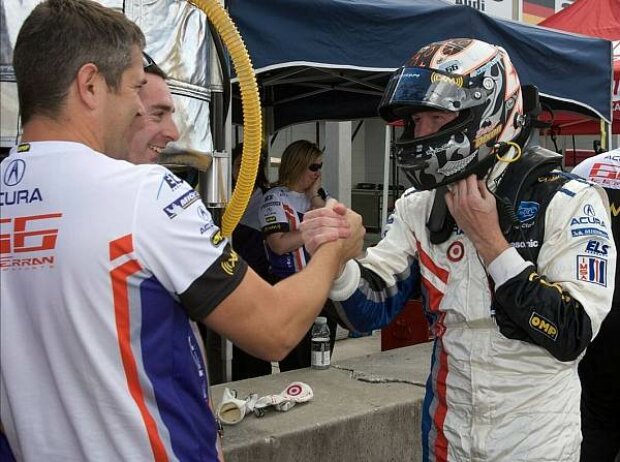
[381,125,391,234]
[201,3,231,384]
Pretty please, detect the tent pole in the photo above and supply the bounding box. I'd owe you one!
[381,125,391,234]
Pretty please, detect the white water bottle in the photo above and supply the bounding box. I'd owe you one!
[311,317,331,369]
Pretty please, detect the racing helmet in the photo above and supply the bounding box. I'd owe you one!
[378,38,524,190]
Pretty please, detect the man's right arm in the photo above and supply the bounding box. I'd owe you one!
[302,196,420,334]
[204,202,363,361]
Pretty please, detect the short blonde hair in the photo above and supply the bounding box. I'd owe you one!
[278,140,322,188]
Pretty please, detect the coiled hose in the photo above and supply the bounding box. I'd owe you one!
[190,0,262,237]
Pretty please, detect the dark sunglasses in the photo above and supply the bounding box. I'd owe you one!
[308,162,323,172]
[142,52,156,71]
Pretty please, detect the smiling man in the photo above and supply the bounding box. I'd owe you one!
[125,57,179,164]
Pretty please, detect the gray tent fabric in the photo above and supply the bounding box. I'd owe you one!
[228,0,612,131]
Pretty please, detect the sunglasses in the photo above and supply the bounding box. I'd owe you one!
[308,162,323,172]
[142,52,157,71]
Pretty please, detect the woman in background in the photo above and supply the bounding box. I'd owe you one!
[230,143,273,380]
[259,140,338,371]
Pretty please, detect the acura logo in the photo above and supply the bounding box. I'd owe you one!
[3,159,26,186]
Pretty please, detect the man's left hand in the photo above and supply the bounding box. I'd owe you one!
[444,175,510,265]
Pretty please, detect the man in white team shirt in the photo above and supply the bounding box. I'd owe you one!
[571,148,620,461]
[0,1,363,461]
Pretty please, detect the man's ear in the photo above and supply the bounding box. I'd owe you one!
[75,63,103,110]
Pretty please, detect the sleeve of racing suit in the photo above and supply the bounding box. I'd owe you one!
[489,181,616,362]
[328,194,422,333]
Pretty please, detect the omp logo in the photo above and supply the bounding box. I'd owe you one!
[3,159,26,186]
[210,230,224,246]
[163,190,200,219]
[529,312,558,341]
[611,202,619,217]
[221,250,239,276]
[474,124,502,149]
[430,72,463,87]
[265,216,276,223]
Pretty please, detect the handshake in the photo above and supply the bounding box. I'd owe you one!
[299,199,366,263]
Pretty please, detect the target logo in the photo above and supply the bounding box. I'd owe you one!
[286,384,303,397]
[447,241,464,262]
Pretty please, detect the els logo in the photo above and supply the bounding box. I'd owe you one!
[585,240,609,256]
[163,173,183,191]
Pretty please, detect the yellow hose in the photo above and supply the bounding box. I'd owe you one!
[190,0,262,237]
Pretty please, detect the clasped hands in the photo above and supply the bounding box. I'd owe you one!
[300,199,365,263]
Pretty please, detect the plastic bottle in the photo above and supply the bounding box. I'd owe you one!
[311,316,331,369]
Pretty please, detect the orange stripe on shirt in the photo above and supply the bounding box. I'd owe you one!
[109,235,169,462]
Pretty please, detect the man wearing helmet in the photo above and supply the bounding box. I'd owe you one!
[301,38,615,461]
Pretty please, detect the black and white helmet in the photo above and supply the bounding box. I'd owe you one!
[378,38,524,190]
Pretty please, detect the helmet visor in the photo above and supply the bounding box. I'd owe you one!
[379,67,485,121]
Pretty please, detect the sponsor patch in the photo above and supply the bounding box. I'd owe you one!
[511,239,539,249]
[3,159,26,186]
[163,173,183,191]
[537,174,561,183]
[221,249,239,276]
[210,230,225,246]
[265,215,276,223]
[262,201,282,208]
[571,228,609,239]
[0,188,43,206]
[516,201,539,223]
[584,240,609,257]
[577,255,607,286]
[529,312,558,341]
[197,206,210,222]
[163,190,200,219]
[447,241,464,262]
[473,124,502,149]
[570,216,605,227]
[430,72,463,87]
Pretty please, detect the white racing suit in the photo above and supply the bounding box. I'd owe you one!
[329,170,615,461]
